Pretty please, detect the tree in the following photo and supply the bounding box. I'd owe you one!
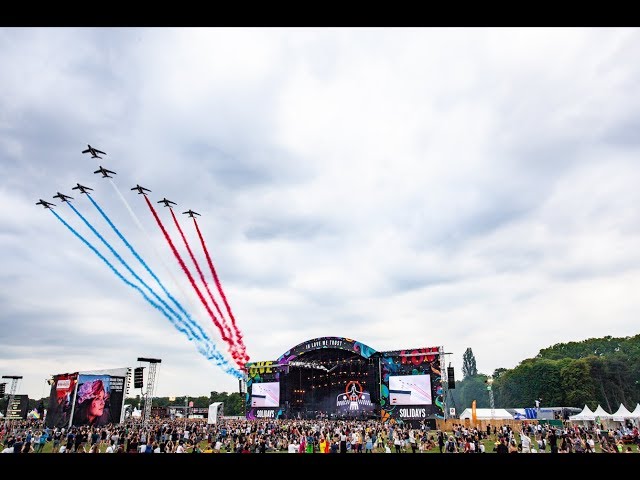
[462,348,478,378]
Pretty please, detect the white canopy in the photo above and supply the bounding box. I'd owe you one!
[611,404,634,421]
[569,404,595,421]
[630,403,640,419]
[593,405,612,420]
[458,408,513,420]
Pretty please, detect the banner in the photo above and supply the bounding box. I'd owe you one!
[45,373,78,429]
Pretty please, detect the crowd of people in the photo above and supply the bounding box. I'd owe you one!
[1,416,638,454]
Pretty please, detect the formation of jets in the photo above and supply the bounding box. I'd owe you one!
[53,192,73,202]
[36,199,55,209]
[94,166,116,178]
[157,197,176,207]
[131,184,151,195]
[72,183,93,194]
[82,144,106,159]
[38,145,205,218]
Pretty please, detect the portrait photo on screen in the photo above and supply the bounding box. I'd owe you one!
[388,374,432,405]
[72,374,113,427]
[251,382,280,407]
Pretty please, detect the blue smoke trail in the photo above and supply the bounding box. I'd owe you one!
[65,201,198,341]
[85,194,211,345]
[50,209,241,377]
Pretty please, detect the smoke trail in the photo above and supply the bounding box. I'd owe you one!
[85,193,212,345]
[50,209,239,376]
[142,195,243,369]
[193,218,249,362]
[65,201,198,340]
[104,179,220,344]
[169,208,235,345]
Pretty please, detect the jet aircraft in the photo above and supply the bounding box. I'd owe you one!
[182,209,200,217]
[131,184,151,195]
[53,192,73,202]
[94,166,116,178]
[157,198,177,207]
[36,199,55,209]
[72,183,94,194]
[82,144,106,159]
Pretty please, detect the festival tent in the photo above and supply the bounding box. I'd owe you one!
[568,404,595,422]
[593,405,612,418]
[623,403,640,425]
[610,403,634,422]
[458,408,514,420]
[592,405,612,425]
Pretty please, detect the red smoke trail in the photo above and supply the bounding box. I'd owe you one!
[193,217,249,363]
[143,196,243,369]
[169,208,238,356]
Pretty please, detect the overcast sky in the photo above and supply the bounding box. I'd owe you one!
[1,27,639,401]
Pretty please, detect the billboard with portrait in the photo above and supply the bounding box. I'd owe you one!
[71,372,125,427]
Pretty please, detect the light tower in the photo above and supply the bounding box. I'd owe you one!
[136,358,161,425]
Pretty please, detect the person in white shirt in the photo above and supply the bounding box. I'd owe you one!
[175,441,186,453]
[105,442,115,453]
[1,445,14,453]
[520,431,532,453]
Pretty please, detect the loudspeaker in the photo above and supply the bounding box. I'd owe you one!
[447,367,455,389]
[134,367,144,389]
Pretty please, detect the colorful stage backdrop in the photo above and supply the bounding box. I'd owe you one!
[245,337,444,425]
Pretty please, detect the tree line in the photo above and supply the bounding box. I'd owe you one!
[450,334,640,412]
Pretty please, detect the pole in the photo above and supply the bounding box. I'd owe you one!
[487,376,495,418]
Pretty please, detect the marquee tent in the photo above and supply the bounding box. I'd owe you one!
[568,404,595,422]
[631,403,640,419]
[458,408,514,420]
[611,403,634,422]
[592,405,612,425]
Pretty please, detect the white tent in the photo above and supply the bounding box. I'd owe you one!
[569,404,595,422]
[592,405,612,423]
[611,404,633,422]
[458,408,513,420]
[631,403,640,419]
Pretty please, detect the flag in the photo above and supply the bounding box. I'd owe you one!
[471,400,477,424]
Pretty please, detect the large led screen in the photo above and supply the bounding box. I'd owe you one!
[251,382,280,407]
[388,374,432,405]
[72,373,125,427]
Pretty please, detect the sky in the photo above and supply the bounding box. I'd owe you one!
[1,27,639,402]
